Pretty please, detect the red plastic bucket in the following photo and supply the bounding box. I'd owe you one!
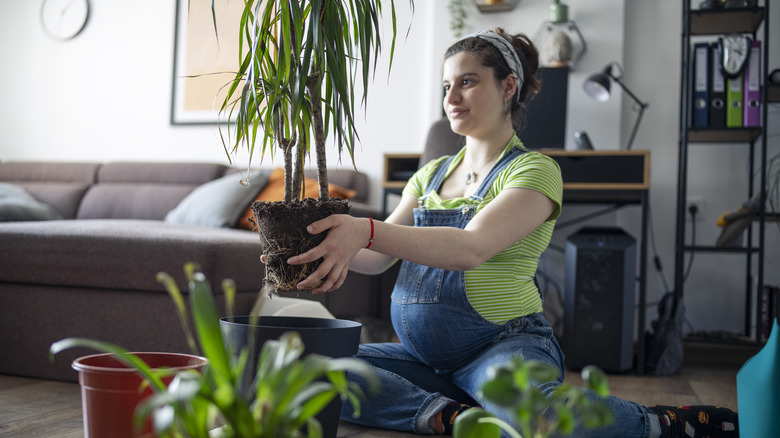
[72,352,207,438]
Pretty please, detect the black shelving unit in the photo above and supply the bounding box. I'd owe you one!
[675,1,771,344]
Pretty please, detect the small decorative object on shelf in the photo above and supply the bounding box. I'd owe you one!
[723,0,757,8]
[474,0,517,13]
[699,0,723,9]
[718,33,752,78]
[534,0,587,69]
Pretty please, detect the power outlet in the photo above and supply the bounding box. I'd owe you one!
[687,197,705,221]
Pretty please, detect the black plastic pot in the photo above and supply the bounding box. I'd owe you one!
[219,315,362,438]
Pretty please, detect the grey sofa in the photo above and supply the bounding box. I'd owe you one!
[0,161,388,382]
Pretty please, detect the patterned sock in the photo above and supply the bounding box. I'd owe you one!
[650,405,739,438]
[433,402,473,435]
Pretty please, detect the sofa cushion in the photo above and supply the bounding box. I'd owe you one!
[96,162,227,185]
[77,184,199,220]
[76,162,229,220]
[0,183,64,221]
[165,169,272,228]
[0,162,99,183]
[0,219,264,293]
[0,162,100,218]
[16,183,91,219]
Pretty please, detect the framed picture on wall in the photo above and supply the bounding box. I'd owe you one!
[170,0,244,125]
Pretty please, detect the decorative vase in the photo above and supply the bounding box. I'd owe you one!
[72,352,208,438]
[219,315,362,438]
[550,0,569,23]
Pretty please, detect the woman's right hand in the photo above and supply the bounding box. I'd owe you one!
[287,214,371,293]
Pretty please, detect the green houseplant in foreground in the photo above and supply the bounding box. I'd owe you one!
[212,0,413,291]
[453,358,613,438]
[51,263,375,438]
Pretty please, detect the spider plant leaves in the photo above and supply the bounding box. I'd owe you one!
[189,273,233,390]
[157,271,199,355]
[51,263,370,437]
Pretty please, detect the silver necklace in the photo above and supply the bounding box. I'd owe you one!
[465,149,503,185]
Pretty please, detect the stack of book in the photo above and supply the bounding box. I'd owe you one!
[691,40,762,129]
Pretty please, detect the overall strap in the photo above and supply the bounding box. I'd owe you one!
[470,147,526,201]
[419,146,527,205]
[419,154,458,204]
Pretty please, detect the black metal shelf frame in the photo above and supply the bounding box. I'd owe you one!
[675,1,770,344]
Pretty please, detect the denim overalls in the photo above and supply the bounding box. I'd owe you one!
[390,146,532,374]
[341,147,654,437]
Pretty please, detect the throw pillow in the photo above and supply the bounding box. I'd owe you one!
[0,183,64,221]
[164,169,272,228]
[236,167,357,231]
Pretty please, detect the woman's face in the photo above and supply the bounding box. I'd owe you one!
[442,51,512,139]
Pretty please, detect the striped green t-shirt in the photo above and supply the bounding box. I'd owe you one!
[403,135,563,323]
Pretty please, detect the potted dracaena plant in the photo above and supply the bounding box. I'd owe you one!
[50,263,376,438]
[216,0,413,291]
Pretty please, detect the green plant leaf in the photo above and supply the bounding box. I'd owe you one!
[555,404,575,434]
[222,278,236,321]
[295,386,336,426]
[480,373,521,407]
[452,408,502,438]
[189,272,234,402]
[580,402,615,430]
[156,271,198,355]
[515,360,560,387]
[49,338,166,391]
[581,365,610,397]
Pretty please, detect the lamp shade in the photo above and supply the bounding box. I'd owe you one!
[583,69,611,102]
[581,62,649,150]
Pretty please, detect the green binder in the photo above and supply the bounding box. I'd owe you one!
[726,74,743,127]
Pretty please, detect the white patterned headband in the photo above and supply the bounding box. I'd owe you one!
[461,30,525,103]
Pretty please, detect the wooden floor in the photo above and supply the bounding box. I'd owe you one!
[0,342,758,437]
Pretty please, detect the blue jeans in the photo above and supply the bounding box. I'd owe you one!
[341,313,652,437]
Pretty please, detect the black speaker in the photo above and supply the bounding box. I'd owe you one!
[564,227,636,372]
[517,66,568,149]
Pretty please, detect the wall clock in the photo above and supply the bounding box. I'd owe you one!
[41,0,90,40]
[718,34,752,79]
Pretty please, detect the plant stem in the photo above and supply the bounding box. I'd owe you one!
[308,70,330,200]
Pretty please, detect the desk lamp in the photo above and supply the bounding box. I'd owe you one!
[583,62,648,150]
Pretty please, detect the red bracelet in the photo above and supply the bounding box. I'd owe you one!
[365,217,375,249]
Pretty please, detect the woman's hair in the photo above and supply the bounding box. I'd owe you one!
[444,28,540,130]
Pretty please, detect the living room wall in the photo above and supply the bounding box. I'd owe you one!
[1,0,778,338]
[0,0,625,197]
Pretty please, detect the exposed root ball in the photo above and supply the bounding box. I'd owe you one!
[252,198,350,292]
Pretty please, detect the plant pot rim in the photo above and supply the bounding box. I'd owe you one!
[220,315,361,331]
[72,352,208,374]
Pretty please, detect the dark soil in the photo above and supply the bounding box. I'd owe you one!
[251,198,350,292]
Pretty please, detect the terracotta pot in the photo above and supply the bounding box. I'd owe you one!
[220,315,362,438]
[72,352,207,438]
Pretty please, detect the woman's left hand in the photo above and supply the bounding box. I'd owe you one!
[287,214,371,293]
